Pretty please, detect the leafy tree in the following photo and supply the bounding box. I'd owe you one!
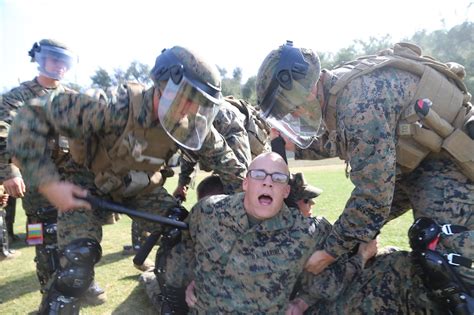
[113,68,127,85]
[232,67,243,83]
[221,67,243,99]
[217,66,227,78]
[242,76,257,104]
[125,61,152,86]
[354,35,393,55]
[90,67,113,90]
[409,21,474,93]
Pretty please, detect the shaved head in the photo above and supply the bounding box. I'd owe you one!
[248,152,289,175]
[243,152,291,220]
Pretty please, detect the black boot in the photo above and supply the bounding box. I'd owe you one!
[81,281,107,306]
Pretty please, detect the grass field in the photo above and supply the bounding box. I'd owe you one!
[0,159,414,314]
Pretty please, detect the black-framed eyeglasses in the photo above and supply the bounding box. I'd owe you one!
[247,169,289,184]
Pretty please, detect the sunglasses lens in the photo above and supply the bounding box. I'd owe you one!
[271,173,289,183]
[249,170,266,180]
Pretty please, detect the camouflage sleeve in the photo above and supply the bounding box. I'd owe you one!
[178,155,197,187]
[7,93,112,189]
[0,91,28,180]
[294,131,337,160]
[324,77,398,258]
[213,105,252,168]
[297,254,363,304]
[196,126,246,194]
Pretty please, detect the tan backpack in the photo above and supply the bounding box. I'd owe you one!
[326,42,473,181]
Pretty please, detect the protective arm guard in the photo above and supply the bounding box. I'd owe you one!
[409,218,474,315]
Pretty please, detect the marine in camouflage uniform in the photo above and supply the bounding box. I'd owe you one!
[182,152,381,313]
[8,45,246,313]
[1,40,108,306]
[0,185,20,260]
[257,41,474,312]
[174,95,271,200]
[301,249,445,315]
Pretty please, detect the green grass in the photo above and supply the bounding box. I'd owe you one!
[0,164,414,314]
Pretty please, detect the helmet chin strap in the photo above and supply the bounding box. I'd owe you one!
[37,74,60,88]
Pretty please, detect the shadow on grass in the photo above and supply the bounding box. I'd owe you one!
[0,271,39,304]
[8,233,30,250]
[0,250,136,306]
[98,250,133,267]
[110,282,155,315]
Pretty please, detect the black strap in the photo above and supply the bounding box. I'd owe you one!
[441,224,468,236]
[446,253,473,269]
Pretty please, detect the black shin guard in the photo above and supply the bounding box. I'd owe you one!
[38,238,102,315]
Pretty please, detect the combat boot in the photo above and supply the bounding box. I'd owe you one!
[81,281,107,306]
[134,258,155,272]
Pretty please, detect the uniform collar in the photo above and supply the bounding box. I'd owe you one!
[221,193,295,233]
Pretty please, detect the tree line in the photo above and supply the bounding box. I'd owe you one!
[86,21,474,105]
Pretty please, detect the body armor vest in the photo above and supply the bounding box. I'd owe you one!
[324,43,474,181]
[69,83,177,199]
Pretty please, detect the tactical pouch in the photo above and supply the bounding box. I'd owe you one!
[442,129,474,182]
[122,171,150,197]
[396,137,430,172]
[94,171,122,195]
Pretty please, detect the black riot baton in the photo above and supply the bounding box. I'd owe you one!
[80,194,188,229]
[132,196,187,267]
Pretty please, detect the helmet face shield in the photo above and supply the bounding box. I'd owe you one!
[158,76,222,150]
[261,78,322,149]
[36,45,76,80]
[259,41,322,149]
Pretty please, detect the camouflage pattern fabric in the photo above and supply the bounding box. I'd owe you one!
[131,220,146,250]
[305,250,445,315]
[294,130,339,161]
[178,100,252,187]
[27,208,58,290]
[0,78,70,180]
[186,192,333,313]
[309,66,473,292]
[7,83,246,246]
[1,79,102,287]
[393,158,474,287]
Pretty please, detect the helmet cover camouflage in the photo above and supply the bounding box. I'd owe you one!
[151,46,223,150]
[150,46,221,93]
[256,41,322,149]
[256,41,321,108]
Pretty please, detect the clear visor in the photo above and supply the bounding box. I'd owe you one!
[158,77,222,150]
[36,46,77,80]
[262,80,322,148]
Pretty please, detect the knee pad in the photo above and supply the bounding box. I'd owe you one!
[53,238,102,297]
[408,217,441,250]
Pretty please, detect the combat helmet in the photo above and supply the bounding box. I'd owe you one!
[150,46,223,150]
[257,41,322,149]
[28,39,77,80]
